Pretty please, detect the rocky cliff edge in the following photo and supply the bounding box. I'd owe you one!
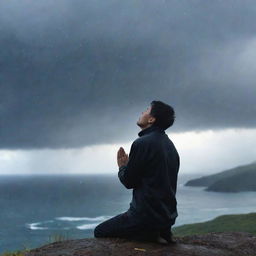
[24,231,256,256]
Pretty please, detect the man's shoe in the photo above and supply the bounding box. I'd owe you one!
[132,229,176,245]
[157,229,177,245]
[156,234,169,244]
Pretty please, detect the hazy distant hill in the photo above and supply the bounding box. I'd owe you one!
[185,162,256,192]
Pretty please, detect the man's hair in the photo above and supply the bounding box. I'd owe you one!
[150,100,175,130]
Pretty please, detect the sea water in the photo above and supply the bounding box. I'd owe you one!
[0,173,256,253]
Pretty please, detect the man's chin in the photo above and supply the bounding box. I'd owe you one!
[136,121,141,127]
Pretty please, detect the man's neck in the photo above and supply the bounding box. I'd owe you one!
[138,124,165,137]
[140,124,153,131]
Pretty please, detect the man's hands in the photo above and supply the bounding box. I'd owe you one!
[117,147,129,168]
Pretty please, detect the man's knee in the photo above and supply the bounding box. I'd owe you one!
[94,212,132,238]
[94,223,104,238]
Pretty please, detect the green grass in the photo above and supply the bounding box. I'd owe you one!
[1,231,71,256]
[0,248,30,256]
[47,231,71,243]
[172,212,256,236]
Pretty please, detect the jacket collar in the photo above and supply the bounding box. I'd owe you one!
[138,125,165,137]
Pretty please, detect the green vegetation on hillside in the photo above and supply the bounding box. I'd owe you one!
[172,212,256,236]
[1,250,28,256]
[0,233,70,256]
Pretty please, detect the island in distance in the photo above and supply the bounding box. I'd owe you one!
[185,161,256,193]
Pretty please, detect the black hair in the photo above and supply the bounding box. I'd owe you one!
[150,100,175,130]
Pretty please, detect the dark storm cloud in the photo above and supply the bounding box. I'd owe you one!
[1,0,256,149]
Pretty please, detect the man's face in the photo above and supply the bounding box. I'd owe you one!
[136,106,155,129]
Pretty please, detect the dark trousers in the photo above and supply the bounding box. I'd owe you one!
[94,210,172,242]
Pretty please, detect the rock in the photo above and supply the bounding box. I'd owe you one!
[25,232,256,256]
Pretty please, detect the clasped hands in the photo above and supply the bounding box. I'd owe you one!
[117,147,129,168]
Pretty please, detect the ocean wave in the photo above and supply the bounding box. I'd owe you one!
[76,222,101,230]
[26,216,111,231]
[26,222,49,230]
[55,216,112,222]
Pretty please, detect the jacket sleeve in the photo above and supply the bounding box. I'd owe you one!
[118,140,147,189]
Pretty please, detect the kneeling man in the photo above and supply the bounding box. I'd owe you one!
[94,100,180,244]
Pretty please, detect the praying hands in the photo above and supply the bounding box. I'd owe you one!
[117,147,129,168]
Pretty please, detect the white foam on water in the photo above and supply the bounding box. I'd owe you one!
[25,216,111,231]
[55,216,111,222]
[76,222,101,230]
[26,222,48,230]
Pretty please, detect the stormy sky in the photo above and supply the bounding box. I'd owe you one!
[1,0,256,174]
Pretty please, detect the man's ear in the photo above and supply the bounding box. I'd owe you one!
[148,116,156,124]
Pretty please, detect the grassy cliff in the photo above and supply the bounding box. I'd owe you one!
[173,212,256,236]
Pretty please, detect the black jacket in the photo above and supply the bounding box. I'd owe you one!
[118,125,180,229]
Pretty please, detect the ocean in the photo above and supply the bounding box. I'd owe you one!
[1,173,256,253]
